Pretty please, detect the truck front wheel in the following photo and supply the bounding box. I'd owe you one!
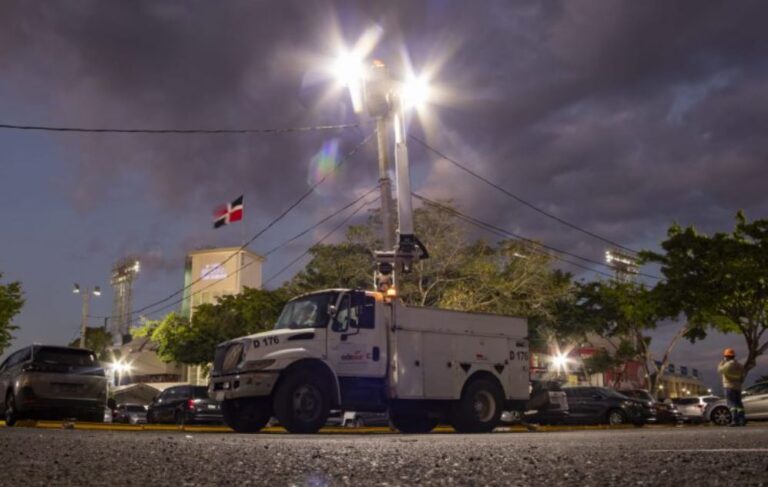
[389,414,439,434]
[222,397,272,433]
[450,378,504,433]
[273,371,330,434]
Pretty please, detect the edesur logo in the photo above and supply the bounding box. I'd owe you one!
[341,350,371,362]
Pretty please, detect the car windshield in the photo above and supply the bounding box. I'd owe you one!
[126,405,146,413]
[274,292,338,330]
[34,347,96,366]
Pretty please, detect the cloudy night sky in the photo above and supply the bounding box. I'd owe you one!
[1,1,767,389]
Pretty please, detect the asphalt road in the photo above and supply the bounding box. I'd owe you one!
[2,425,768,486]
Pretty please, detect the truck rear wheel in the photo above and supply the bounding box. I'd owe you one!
[222,397,272,433]
[450,378,504,433]
[389,414,439,434]
[273,371,330,434]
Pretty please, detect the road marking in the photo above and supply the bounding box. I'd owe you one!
[650,449,768,453]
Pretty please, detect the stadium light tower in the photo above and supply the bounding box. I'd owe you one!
[73,284,101,348]
[605,249,639,283]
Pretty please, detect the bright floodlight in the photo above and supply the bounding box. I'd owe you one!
[333,51,364,88]
[401,74,430,109]
[93,286,101,296]
[73,283,80,294]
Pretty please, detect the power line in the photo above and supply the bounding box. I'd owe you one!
[0,121,366,135]
[409,135,640,255]
[139,190,378,318]
[413,193,661,281]
[262,196,378,287]
[90,132,375,320]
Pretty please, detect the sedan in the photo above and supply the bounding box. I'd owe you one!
[620,389,682,424]
[558,386,654,426]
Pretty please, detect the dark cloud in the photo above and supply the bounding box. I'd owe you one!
[1,0,767,267]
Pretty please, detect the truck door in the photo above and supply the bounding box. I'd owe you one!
[327,291,387,379]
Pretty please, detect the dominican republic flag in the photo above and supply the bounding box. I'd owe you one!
[213,195,244,228]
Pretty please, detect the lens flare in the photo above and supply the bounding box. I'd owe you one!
[307,138,341,194]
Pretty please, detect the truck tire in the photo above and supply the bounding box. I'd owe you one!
[273,371,330,434]
[389,414,439,434]
[222,397,272,433]
[450,378,504,433]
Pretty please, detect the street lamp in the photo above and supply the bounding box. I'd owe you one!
[109,360,133,386]
[73,283,100,349]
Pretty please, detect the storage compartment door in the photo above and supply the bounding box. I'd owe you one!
[422,333,455,399]
[393,330,423,399]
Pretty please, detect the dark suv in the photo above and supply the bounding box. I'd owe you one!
[561,386,654,426]
[147,385,223,425]
[0,345,107,425]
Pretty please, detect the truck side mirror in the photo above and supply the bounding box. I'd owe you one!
[327,304,338,318]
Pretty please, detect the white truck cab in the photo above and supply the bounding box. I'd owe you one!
[209,288,529,434]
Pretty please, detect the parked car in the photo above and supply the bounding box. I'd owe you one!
[671,396,721,423]
[103,406,113,423]
[342,411,390,428]
[146,385,223,425]
[113,403,148,424]
[502,381,570,425]
[0,345,107,425]
[705,382,768,426]
[620,389,682,424]
[556,386,654,426]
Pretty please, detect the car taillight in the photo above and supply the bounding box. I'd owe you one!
[188,399,196,411]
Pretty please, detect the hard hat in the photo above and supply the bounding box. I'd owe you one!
[723,348,736,357]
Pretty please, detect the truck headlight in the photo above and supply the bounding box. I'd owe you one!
[242,359,276,371]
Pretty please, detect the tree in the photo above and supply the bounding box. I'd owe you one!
[0,272,24,356]
[135,287,288,366]
[288,200,571,318]
[68,327,113,359]
[642,212,768,380]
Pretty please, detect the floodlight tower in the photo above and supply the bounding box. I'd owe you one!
[605,249,639,283]
[334,54,430,292]
[110,258,140,345]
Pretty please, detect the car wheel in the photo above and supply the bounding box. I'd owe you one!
[450,378,504,433]
[5,392,18,427]
[710,406,732,426]
[222,397,272,433]
[389,414,439,434]
[273,371,330,434]
[607,409,627,425]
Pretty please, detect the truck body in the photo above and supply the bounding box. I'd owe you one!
[209,288,529,433]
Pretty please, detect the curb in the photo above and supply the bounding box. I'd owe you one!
[0,420,687,434]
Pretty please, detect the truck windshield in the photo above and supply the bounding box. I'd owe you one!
[275,292,338,330]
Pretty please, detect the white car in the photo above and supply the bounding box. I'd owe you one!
[706,382,768,426]
[671,396,721,422]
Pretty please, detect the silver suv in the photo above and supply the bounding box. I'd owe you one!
[0,345,107,425]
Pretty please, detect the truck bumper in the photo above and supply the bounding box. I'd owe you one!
[208,371,279,401]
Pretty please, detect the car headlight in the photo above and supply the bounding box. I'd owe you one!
[242,359,276,371]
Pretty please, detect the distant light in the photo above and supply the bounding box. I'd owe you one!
[93,286,101,296]
[551,353,569,371]
[73,283,80,294]
[110,360,133,375]
[133,261,141,273]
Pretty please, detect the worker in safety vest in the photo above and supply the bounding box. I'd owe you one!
[717,348,746,426]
